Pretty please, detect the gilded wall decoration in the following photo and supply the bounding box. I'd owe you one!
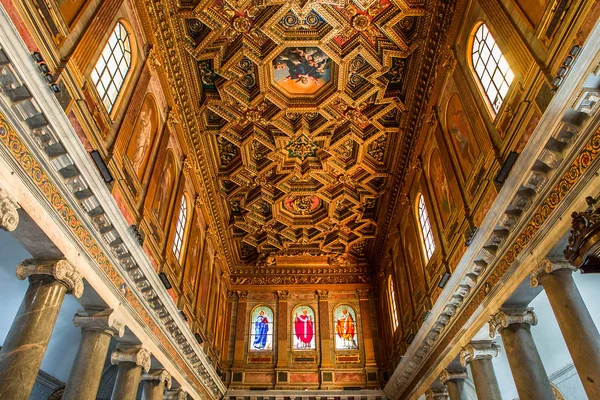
[126,94,158,180]
[445,93,482,179]
[428,148,455,227]
[151,150,176,227]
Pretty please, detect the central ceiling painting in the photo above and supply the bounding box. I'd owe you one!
[168,0,443,276]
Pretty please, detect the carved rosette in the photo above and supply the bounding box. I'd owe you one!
[316,289,329,300]
[356,289,370,299]
[530,259,577,287]
[237,290,249,301]
[489,308,537,338]
[439,369,468,384]
[110,347,151,373]
[142,369,172,389]
[16,259,84,298]
[276,290,289,300]
[459,341,500,367]
[0,188,20,232]
[73,309,126,337]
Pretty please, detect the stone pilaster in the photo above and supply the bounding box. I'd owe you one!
[356,289,377,387]
[276,290,289,368]
[110,346,151,400]
[316,290,332,369]
[64,309,125,400]
[460,341,502,400]
[531,259,600,398]
[0,188,19,231]
[0,259,83,400]
[439,369,468,400]
[489,308,554,400]
[232,291,248,369]
[141,369,172,400]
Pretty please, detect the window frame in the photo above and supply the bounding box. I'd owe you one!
[90,20,134,117]
[248,305,275,352]
[291,304,317,352]
[332,304,359,351]
[172,194,188,261]
[468,21,515,118]
[417,193,436,263]
[388,276,399,332]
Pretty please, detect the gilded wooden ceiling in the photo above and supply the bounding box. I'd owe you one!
[155,0,455,278]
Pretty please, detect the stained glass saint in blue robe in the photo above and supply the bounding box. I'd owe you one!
[252,310,269,350]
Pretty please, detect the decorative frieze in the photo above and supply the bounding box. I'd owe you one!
[489,308,537,338]
[459,341,500,367]
[16,259,84,298]
[0,187,19,231]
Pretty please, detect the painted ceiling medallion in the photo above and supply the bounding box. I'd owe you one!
[284,195,322,215]
[272,47,332,94]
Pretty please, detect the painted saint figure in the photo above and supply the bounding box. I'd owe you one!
[294,309,314,349]
[335,308,357,349]
[252,310,269,350]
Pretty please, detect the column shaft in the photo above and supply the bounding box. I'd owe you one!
[111,362,143,400]
[0,277,67,400]
[446,380,468,400]
[541,270,600,398]
[142,380,164,400]
[470,358,502,400]
[64,329,113,400]
[501,323,554,400]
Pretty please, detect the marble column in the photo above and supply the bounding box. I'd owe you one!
[64,309,126,400]
[489,308,554,400]
[0,259,83,400]
[141,369,171,400]
[531,259,600,398]
[439,369,469,400]
[460,341,502,400]
[110,346,151,400]
[0,188,20,231]
[425,386,450,400]
[163,388,187,399]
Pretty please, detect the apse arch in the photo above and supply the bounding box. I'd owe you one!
[248,305,275,352]
[291,304,317,351]
[332,304,359,351]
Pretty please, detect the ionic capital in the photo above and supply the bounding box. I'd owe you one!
[489,308,537,338]
[460,341,500,367]
[316,289,329,300]
[237,290,249,301]
[16,259,84,298]
[142,369,172,389]
[0,188,19,232]
[110,346,151,373]
[356,289,370,299]
[439,369,468,384]
[73,309,125,337]
[426,387,449,400]
[164,389,188,400]
[530,259,577,287]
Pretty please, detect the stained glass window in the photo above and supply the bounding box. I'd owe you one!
[172,195,187,260]
[333,305,358,350]
[249,306,274,351]
[389,276,399,331]
[91,22,132,113]
[292,306,316,350]
[418,194,435,261]
[471,23,514,113]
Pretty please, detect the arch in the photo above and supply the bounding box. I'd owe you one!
[291,305,316,351]
[126,93,159,180]
[333,304,358,350]
[172,193,189,261]
[249,305,274,351]
[91,20,134,114]
[469,22,514,115]
[416,193,435,262]
[388,275,399,332]
[151,149,176,227]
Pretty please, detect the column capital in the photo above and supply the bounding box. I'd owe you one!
[356,289,370,299]
[16,259,84,298]
[110,346,151,373]
[439,369,468,384]
[460,341,500,367]
[530,259,577,287]
[237,290,249,301]
[426,387,449,400]
[73,309,125,337]
[142,369,172,389]
[0,188,20,231]
[489,308,537,338]
[163,388,187,400]
[276,290,289,300]
[316,289,329,300]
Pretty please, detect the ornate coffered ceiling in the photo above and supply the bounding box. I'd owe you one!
[148,0,455,276]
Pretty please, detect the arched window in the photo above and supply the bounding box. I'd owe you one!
[91,22,132,113]
[417,194,435,261]
[471,23,514,114]
[249,306,274,351]
[172,195,188,260]
[333,305,358,350]
[292,305,316,350]
[388,276,399,332]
